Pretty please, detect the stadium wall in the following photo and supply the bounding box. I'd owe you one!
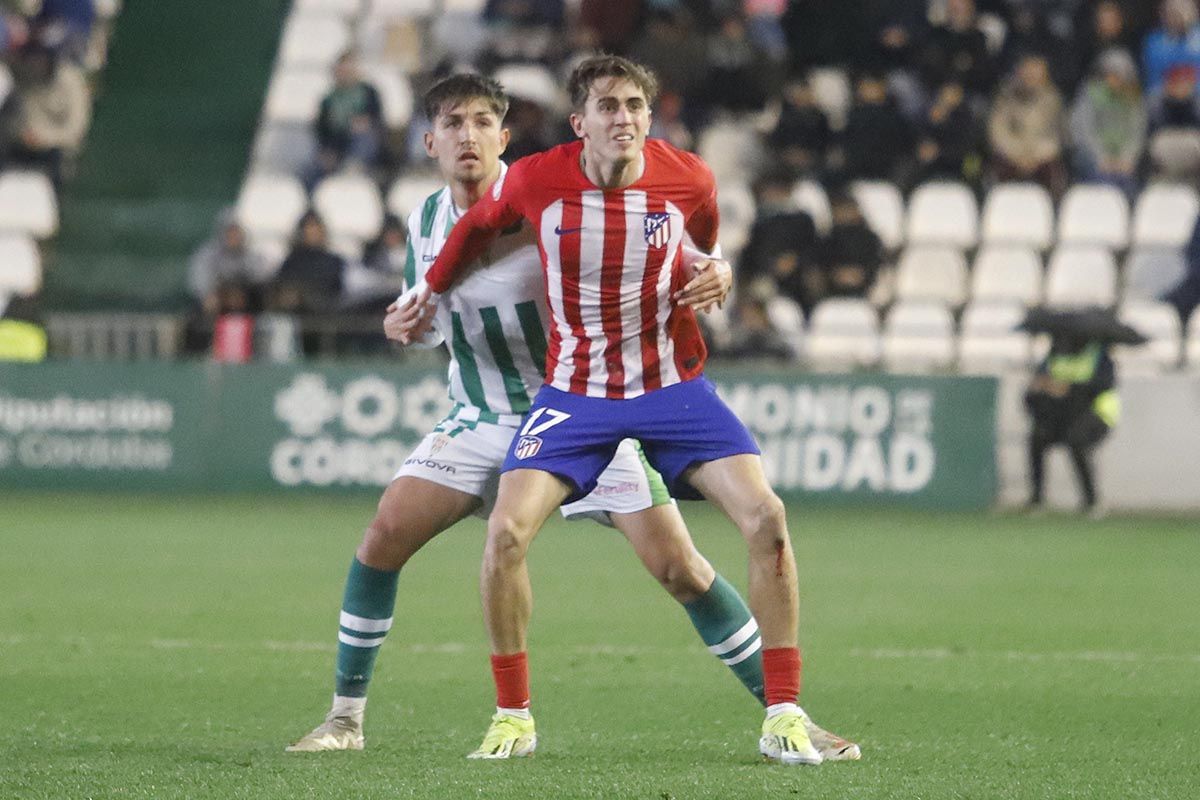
[0,364,996,510]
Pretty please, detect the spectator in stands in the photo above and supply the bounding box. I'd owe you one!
[767,75,831,179]
[814,191,884,304]
[0,39,91,188]
[342,213,407,309]
[1147,63,1200,129]
[743,0,788,64]
[702,12,774,114]
[854,0,927,76]
[577,0,637,54]
[188,209,269,316]
[1069,48,1147,196]
[1142,0,1200,95]
[647,90,693,151]
[916,0,997,98]
[307,51,385,191]
[0,11,29,56]
[628,9,707,102]
[1076,1,1140,84]
[1164,211,1200,321]
[836,73,916,188]
[34,0,95,63]
[988,54,1069,198]
[915,81,985,188]
[718,284,795,362]
[1000,1,1079,92]
[1025,333,1119,517]
[737,171,819,309]
[498,97,553,162]
[268,210,346,314]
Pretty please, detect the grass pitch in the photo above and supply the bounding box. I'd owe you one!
[2,493,1198,799]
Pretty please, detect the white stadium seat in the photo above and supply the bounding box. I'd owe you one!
[971,245,1042,306]
[1057,184,1130,249]
[370,0,437,17]
[980,182,1054,249]
[906,181,978,248]
[251,122,318,175]
[493,62,561,110]
[294,0,363,16]
[850,180,904,250]
[1114,300,1182,373]
[314,172,385,241]
[715,181,755,256]
[697,121,764,184]
[1043,246,1118,308]
[1123,248,1187,303]
[764,295,805,358]
[805,297,881,370]
[0,234,41,294]
[881,302,955,372]
[251,235,289,278]
[278,14,351,68]
[387,175,445,222]
[791,179,831,235]
[0,170,58,239]
[961,301,1026,336]
[1187,312,1200,369]
[0,63,12,110]
[363,63,414,128]
[894,246,968,306]
[807,67,852,130]
[1131,183,1198,248]
[237,173,308,238]
[957,302,1031,372]
[265,68,331,124]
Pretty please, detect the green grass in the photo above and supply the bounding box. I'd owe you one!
[3,494,1198,799]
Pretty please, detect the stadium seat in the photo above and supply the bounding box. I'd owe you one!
[328,234,364,262]
[716,181,755,256]
[807,67,851,130]
[294,0,362,15]
[980,182,1054,249]
[697,121,764,184]
[493,63,561,110]
[791,179,831,235]
[277,14,352,68]
[1149,128,1200,179]
[1123,248,1187,303]
[314,173,385,241]
[251,122,318,175]
[264,68,332,124]
[971,245,1042,306]
[362,63,414,129]
[906,181,978,248]
[881,302,955,373]
[0,170,58,239]
[961,300,1026,336]
[236,173,308,238]
[0,63,12,110]
[804,297,881,370]
[370,0,437,17]
[1114,300,1182,373]
[1043,246,1118,308]
[894,246,968,306]
[850,181,904,250]
[251,235,289,277]
[1057,184,1130,249]
[765,295,805,358]
[957,331,1032,374]
[1187,312,1200,369]
[0,234,41,294]
[387,174,445,221]
[1131,184,1198,248]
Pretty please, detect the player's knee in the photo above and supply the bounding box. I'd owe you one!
[740,494,789,551]
[484,516,534,568]
[357,514,409,570]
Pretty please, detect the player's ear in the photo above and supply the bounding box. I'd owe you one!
[423,129,436,157]
[498,126,511,154]
[569,112,585,139]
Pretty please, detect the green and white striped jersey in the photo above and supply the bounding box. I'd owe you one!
[404,163,549,422]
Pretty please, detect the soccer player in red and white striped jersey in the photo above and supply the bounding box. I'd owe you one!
[400,56,826,765]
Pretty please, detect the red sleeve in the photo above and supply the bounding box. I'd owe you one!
[684,158,719,255]
[424,160,528,293]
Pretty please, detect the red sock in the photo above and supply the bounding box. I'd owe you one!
[762,647,802,706]
[490,652,530,709]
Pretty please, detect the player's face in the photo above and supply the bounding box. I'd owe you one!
[571,78,651,167]
[425,98,510,186]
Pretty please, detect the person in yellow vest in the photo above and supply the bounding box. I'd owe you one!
[1024,333,1119,516]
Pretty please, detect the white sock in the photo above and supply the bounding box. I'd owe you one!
[498,706,532,720]
[766,702,799,719]
[331,694,367,721]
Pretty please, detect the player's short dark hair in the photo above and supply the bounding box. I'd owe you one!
[422,73,510,124]
[567,55,659,110]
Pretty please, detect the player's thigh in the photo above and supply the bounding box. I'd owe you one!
[360,475,482,568]
[489,468,572,548]
[560,439,667,524]
[610,502,715,601]
[685,453,786,536]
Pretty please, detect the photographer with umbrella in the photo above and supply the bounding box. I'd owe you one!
[1021,308,1145,517]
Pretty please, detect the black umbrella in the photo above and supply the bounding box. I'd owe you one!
[1018,306,1148,345]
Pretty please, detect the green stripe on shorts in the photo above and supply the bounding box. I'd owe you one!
[635,442,672,506]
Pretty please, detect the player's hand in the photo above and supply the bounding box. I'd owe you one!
[673,258,732,313]
[384,281,440,344]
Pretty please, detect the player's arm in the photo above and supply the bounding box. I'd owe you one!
[385,212,445,348]
[673,238,731,313]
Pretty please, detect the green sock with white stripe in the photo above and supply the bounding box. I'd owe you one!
[684,573,765,704]
[335,558,400,699]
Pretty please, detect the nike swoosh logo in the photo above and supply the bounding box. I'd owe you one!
[554,225,583,236]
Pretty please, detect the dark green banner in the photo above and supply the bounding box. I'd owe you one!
[0,363,995,508]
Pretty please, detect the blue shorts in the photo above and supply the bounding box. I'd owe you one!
[501,376,761,503]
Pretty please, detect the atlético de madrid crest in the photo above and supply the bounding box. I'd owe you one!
[643,212,671,248]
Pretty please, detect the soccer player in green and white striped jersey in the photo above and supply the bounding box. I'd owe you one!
[286,73,858,761]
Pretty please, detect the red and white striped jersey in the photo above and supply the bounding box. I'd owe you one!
[425,139,720,399]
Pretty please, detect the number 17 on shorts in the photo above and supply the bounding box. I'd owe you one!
[513,407,572,460]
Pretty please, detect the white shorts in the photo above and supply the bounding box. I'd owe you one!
[393,407,671,523]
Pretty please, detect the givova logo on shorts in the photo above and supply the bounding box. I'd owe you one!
[513,407,571,460]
